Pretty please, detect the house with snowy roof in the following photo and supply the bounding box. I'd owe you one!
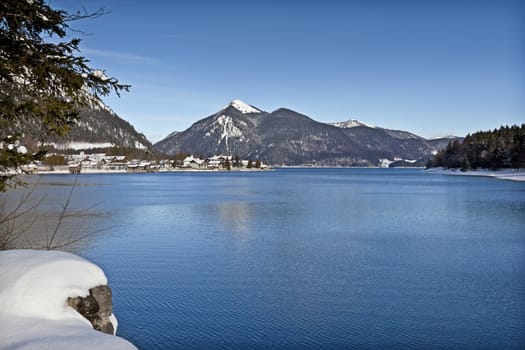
[182,156,206,169]
[205,155,232,169]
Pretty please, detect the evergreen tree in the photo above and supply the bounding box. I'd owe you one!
[427,124,525,170]
[224,158,231,170]
[255,159,261,168]
[0,0,128,190]
[247,159,253,169]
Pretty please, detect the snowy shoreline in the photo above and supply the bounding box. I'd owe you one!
[25,167,272,175]
[426,167,525,182]
[33,166,425,175]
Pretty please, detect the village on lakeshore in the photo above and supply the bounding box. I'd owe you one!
[19,152,270,175]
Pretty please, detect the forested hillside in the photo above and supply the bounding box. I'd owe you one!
[427,124,525,170]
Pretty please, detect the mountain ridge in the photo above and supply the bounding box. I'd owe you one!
[154,100,460,166]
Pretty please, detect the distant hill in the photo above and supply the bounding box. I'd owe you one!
[48,105,152,151]
[18,100,153,154]
[154,100,460,166]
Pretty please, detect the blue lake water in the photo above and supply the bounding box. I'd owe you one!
[16,169,525,349]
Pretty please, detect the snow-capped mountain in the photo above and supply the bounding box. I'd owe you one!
[154,100,459,166]
[154,100,266,157]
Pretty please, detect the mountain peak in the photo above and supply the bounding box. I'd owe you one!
[225,99,261,114]
[331,119,376,129]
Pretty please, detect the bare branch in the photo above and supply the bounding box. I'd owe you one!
[65,7,111,36]
[49,225,117,250]
[0,186,45,249]
[46,173,78,249]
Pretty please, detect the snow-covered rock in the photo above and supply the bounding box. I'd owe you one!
[68,285,115,335]
[0,249,137,350]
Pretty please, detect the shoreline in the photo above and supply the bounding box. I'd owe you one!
[13,167,525,181]
[29,167,272,175]
[33,166,423,175]
[426,167,525,182]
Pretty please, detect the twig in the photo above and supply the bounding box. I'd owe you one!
[46,173,79,249]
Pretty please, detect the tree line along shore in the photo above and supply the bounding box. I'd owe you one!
[427,124,525,171]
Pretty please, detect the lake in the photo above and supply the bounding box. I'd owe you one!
[8,169,525,349]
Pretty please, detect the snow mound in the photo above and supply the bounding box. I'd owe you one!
[0,249,137,350]
[227,99,261,114]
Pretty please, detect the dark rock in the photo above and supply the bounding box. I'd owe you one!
[90,285,112,317]
[68,285,114,335]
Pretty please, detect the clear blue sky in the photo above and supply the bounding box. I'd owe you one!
[53,0,524,142]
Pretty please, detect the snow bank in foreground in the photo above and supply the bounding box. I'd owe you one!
[0,250,137,350]
[426,168,525,182]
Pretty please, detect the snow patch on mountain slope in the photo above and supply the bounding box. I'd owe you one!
[331,120,376,129]
[430,135,459,140]
[134,141,148,150]
[216,115,244,144]
[203,114,246,144]
[48,142,116,150]
[47,140,147,151]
